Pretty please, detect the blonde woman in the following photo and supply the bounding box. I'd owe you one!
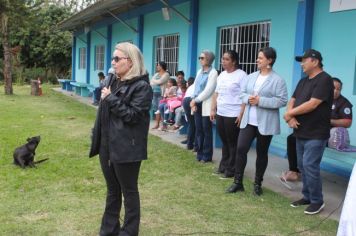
[90,42,153,236]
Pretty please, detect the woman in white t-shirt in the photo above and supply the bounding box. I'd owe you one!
[210,50,247,179]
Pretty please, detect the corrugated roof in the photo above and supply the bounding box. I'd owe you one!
[59,0,153,31]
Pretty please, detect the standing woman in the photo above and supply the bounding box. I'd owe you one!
[226,47,288,195]
[90,42,153,236]
[210,50,247,178]
[150,61,170,129]
[190,50,218,163]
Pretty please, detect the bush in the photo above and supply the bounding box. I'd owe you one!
[12,67,46,85]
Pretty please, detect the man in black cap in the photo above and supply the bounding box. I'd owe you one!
[283,49,334,215]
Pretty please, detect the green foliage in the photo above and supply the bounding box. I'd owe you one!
[0,85,339,235]
[1,1,73,80]
[0,58,3,81]
[12,67,59,84]
[16,4,73,74]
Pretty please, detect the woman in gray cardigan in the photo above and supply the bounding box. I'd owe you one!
[226,47,288,195]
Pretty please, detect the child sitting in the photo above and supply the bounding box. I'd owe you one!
[153,78,177,130]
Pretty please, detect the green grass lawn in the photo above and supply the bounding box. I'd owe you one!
[0,85,338,235]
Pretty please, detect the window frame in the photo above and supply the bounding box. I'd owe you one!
[78,47,86,69]
[154,33,180,76]
[94,45,105,71]
[218,21,271,74]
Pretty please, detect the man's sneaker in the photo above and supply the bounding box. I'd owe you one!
[290,198,311,208]
[304,203,325,215]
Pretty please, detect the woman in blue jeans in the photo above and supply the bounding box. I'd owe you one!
[190,50,218,163]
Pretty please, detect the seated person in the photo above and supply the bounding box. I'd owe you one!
[166,79,187,126]
[175,70,185,97]
[154,78,177,130]
[281,77,353,182]
[92,72,105,105]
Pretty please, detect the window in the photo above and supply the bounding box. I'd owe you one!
[154,34,179,75]
[95,45,105,71]
[79,47,86,69]
[218,21,271,74]
[117,40,133,44]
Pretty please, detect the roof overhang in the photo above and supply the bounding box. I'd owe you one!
[58,0,154,31]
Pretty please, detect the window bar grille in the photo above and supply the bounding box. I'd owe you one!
[219,21,270,74]
[154,34,179,76]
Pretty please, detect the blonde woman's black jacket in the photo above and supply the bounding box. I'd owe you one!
[89,74,153,163]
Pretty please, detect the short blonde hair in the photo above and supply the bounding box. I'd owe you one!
[115,42,146,80]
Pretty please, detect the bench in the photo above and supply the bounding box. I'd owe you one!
[270,134,356,178]
[58,79,73,91]
[70,82,92,97]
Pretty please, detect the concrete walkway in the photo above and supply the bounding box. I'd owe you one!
[54,87,349,221]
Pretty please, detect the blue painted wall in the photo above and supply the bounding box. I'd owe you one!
[90,27,107,86]
[312,0,356,145]
[111,18,138,50]
[75,33,87,83]
[142,2,190,76]
[197,0,298,136]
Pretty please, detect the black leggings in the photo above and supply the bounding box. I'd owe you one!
[216,115,239,175]
[287,133,299,172]
[99,148,141,236]
[234,124,272,184]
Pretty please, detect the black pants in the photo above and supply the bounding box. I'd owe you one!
[99,149,141,236]
[216,115,239,176]
[287,134,299,172]
[182,97,196,150]
[234,124,272,185]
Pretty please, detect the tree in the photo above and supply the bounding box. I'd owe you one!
[0,0,34,94]
[1,1,13,94]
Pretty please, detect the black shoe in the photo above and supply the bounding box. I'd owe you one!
[199,160,211,164]
[290,198,311,208]
[219,173,234,180]
[181,140,188,144]
[226,182,244,193]
[304,202,325,215]
[253,184,263,196]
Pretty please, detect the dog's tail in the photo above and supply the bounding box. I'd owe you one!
[33,158,49,164]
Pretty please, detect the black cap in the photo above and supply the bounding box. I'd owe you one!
[295,49,323,62]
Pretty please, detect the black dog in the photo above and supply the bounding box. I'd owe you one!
[13,136,48,168]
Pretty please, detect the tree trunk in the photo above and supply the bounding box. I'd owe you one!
[1,13,13,95]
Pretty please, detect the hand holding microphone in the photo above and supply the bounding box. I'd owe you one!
[101,86,111,100]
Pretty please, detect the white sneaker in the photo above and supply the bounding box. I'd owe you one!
[154,110,160,115]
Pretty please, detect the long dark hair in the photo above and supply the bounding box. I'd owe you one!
[224,50,240,69]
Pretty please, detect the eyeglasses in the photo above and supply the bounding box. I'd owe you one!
[198,57,205,60]
[111,56,129,62]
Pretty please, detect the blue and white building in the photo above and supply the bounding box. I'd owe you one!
[59,0,356,177]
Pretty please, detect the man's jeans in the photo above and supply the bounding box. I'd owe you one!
[296,138,328,204]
